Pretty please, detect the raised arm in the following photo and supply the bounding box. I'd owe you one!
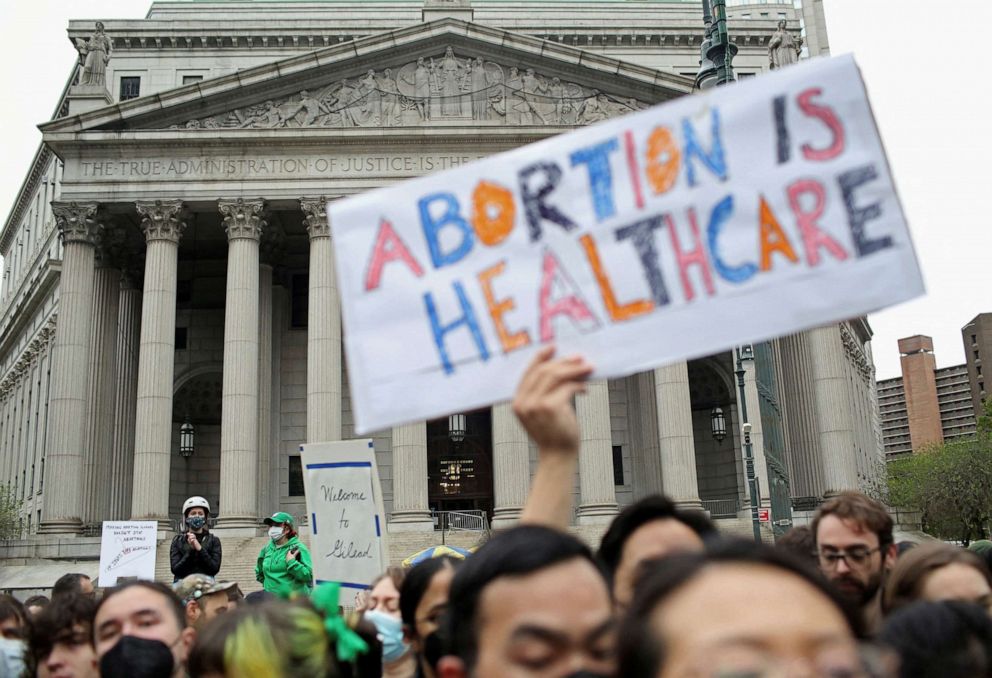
[516,345,593,530]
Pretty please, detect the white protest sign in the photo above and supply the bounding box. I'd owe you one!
[98,521,157,587]
[301,440,390,590]
[330,54,924,434]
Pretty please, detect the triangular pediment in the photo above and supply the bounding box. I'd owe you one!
[41,18,692,136]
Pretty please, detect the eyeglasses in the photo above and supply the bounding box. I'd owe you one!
[816,547,882,569]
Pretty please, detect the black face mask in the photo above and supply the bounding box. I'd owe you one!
[563,673,611,678]
[422,630,445,670]
[99,635,176,678]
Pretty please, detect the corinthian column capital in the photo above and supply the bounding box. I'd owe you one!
[219,198,266,241]
[300,197,330,239]
[52,201,101,246]
[135,200,186,243]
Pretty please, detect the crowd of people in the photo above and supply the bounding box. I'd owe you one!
[3,346,992,677]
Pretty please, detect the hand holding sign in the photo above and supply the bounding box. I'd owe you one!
[330,55,923,434]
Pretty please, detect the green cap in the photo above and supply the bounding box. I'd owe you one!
[264,511,295,527]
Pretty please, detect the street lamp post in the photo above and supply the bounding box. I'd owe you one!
[695,0,738,90]
[735,345,762,543]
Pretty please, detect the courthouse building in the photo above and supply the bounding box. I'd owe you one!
[0,0,880,559]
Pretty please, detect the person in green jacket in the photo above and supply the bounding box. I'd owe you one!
[256,512,314,595]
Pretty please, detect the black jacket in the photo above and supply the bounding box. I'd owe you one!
[170,531,222,580]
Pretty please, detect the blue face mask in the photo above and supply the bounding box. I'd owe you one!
[186,515,206,530]
[364,609,410,663]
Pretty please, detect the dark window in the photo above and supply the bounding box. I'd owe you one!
[120,76,141,101]
[175,327,188,350]
[978,365,983,376]
[972,334,978,345]
[288,456,305,496]
[738,72,756,79]
[182,75,204,85]
[612,445,624,486]
[981,382,986,393]
[177,280,192,305]
[976,350,981,360]
[291,274,309,328]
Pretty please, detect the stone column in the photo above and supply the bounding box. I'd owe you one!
[655,362,702,510]
[110,272,141,519]
[130,200,185,526]
[808,325,860,494]
[302,197,341,443]
[576,380,619,524]
[389,422,434,531]
[217,198,265,530]
[257,263,273,518]
[491,403,530,528]
[83,245,121,523]
[630,372,663,500]
[39,202,101,534]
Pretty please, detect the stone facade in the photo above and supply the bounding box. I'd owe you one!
[0,1,885,555]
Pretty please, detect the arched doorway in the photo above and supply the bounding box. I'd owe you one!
[169,369,223,521]
[688,356,743,517]
[426,409,494,519]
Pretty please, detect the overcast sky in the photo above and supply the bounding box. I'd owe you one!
[1,0,987,380]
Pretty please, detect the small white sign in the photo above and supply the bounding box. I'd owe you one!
[301,440,390,590]
[329,54,923,434]
[98,521,158,587]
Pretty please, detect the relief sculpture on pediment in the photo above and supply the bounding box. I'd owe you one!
[175,46,647,130]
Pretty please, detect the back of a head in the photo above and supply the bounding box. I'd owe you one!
[597,495,716,581]
[52,573,89,600]
[775,526,817,567]
[811,491,893,547]
[188,600,338,678]
[879,600,992,678]
[443,525,599,669]
[618,539,862,677]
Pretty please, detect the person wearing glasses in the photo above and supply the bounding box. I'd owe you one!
[811,492,897,634]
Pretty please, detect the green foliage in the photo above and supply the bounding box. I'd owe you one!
[0,483,22,540]
[978,398,992,436]
[888,429,992,544]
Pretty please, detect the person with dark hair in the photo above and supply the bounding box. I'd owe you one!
[812,491,896,633]
[52,573,95,601]
[0,594,28,675]
[617,539,866,678]
[24,594,51,618]
[775,525,818,569]
[437,525,615,678]
[879,600,992,678]
[92,580,195,678]
[27,593,98,678]
[400,556,460,678]
[883,542,992,615]
[256,511,313,595]
[170,496,222,581]
[597,495,715,612]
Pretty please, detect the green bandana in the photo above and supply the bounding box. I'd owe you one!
[311,582,370,663]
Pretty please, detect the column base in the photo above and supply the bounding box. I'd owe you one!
[576,503,619,525]
[490,507,523,530]
[673,499,705,512]
[388,511,435,533]
[37,519,84,536]
[215,516,261,537]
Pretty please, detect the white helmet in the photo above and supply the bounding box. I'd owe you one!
[182,496,210,516]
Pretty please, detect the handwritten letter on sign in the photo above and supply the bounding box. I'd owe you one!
[330,55,924,434]
[302,440,389,589]
[98,521,157,587]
